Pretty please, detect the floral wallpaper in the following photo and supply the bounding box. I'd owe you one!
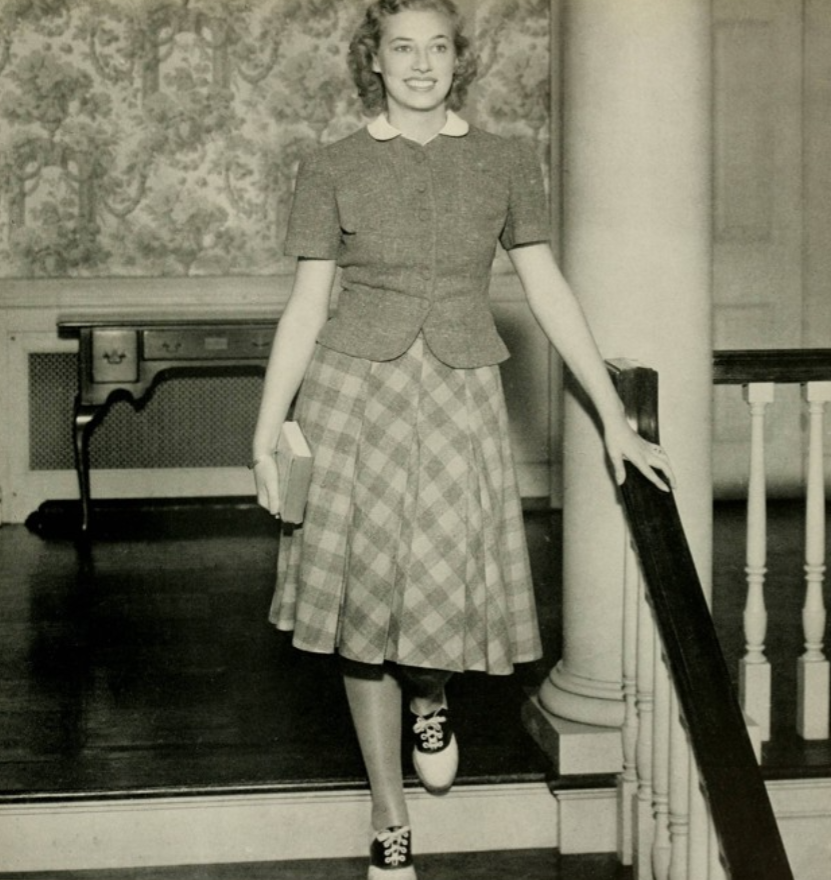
[0,0,549,279]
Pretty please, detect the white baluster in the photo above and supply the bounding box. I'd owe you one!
[708,818,728,880]
[740,382,774,741]
[651,648,672,880]
[634,576,656,880]
[797,381,831,739]
[667,697,690,880]
[687,761,709,879]
[618,535,640,866]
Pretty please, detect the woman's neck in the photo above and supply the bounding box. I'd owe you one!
[386,105,448,145]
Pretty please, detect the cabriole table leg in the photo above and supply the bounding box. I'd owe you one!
[72,400,100,534]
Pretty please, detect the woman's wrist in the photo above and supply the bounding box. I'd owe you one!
[248,450,275,470]
[599,398,628,433]
[251,429,280,468]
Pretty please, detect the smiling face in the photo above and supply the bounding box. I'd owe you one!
[371,8,457,121]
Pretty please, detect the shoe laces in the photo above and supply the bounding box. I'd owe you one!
[414,709,447,751]
[376,826,411,866]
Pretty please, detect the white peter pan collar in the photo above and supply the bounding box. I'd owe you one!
[367,110,470,143]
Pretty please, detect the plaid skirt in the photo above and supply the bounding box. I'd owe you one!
[268,337,542,675]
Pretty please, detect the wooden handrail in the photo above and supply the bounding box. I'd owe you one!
[607,359,794,880]
[714,348,831,385]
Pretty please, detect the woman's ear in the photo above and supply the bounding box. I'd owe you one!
[371,55,381,74]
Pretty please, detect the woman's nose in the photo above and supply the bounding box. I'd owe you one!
[412,47,432,72]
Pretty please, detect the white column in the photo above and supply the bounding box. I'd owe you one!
[535,0,713,769]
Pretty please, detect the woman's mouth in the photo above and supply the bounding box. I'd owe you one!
[405,79,437,91]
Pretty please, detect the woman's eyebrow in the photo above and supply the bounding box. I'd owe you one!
[388,34,450,43]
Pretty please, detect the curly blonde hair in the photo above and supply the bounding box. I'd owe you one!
[348,0,478,115]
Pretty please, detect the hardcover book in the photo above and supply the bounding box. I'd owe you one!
[277,421,313,525]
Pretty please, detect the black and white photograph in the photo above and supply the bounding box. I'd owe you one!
[0,1,828,878]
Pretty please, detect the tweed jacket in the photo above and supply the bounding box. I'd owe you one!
[284,113,550,369]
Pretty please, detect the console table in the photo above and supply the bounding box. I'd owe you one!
[58,314,278,533]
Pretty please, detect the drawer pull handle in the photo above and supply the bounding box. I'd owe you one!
[251,337,270,350]
[102,349,128,365]
[160,341,182,353]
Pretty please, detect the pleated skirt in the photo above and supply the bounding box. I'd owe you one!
[268,336,542,675]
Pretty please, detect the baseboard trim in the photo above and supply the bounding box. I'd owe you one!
[3,776,829,873]
[0,783,560,873]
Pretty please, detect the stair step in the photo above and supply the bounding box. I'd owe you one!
[4,777,831,877]
[0,782,576,874]
[0,850,628,880]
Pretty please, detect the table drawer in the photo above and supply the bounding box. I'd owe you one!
[142,327,273,360]
[91,329,139,383]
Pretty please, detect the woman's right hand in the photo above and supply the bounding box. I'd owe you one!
[252,454,281,517]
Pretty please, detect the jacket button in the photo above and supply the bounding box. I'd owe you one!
[418,208,430,221]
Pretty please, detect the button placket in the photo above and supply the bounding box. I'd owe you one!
[411,149,434,286]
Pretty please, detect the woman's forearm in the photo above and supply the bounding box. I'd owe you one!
[252,259,336,458]
[509,244,625,431]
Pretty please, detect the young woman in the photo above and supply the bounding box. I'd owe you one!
[252,1,674,876]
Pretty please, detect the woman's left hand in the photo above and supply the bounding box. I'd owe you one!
[604,421,677,493]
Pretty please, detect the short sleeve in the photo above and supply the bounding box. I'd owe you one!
[499,141,550,251]
[283,150,341,259]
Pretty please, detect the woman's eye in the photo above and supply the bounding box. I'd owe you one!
[432,43,449,53]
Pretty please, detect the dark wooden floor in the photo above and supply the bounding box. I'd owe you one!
[0,497,827,878]
[0,500,561,799]
[3,498,830,790]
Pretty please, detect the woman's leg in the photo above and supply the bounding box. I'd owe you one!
[342,660,409,832]
[398,666,453,716]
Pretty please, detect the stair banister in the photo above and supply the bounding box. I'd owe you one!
[607,359,794,880]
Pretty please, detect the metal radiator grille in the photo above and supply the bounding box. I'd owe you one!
[28,353,263,471]
[29,353,77,471]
